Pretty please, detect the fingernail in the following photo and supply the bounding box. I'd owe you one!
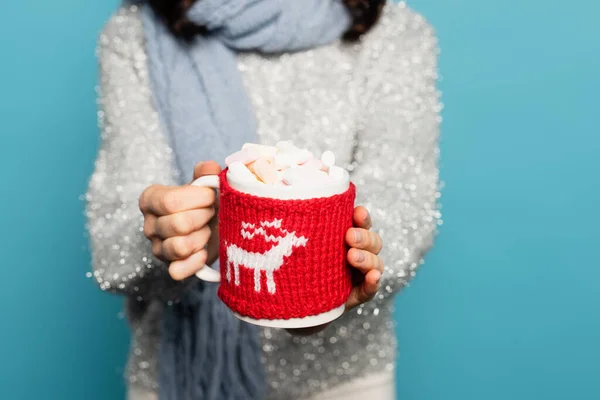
[374,271,382,284]
[354,230,363,243]
[355,251,366,263]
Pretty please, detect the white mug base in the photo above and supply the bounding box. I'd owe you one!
[195,266,220,282]
[232,304,346,329]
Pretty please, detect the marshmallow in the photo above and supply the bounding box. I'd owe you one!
[275,149,313,170]
[251,157,278,184]
[225,148,260,166]
[282,168,309,186]
[225,142,347,188]
[328,165,347,182]
[310,170,332,185]
[320,150,336,168]
[242,143,278,158]
[300,158,322,170]
[274,152,297,170]
[283,167,331,187]
[276,140,296,152]
[295,149,313,165]
[228,161,261,184]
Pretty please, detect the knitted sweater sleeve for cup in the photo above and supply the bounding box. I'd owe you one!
[348,14,440,310]
[86,11,190,301]
[216,172,356,320]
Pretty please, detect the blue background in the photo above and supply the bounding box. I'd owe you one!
[1,0,598,399]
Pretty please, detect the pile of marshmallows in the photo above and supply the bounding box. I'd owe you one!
[225,141,348,187]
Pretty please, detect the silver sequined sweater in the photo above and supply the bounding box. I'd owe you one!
[87,4,440,399]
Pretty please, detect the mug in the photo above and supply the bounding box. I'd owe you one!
[192,169,356,328]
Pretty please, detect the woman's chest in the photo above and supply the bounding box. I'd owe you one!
[238,46,362,168]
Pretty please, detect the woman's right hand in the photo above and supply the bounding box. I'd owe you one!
[139,161,221,281]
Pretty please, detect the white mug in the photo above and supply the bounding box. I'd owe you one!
[190,168,351,328]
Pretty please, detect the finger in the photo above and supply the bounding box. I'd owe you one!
[345,269,381,311]
[363,269,382,297]
[155,208,215,239]
[345,228,383,254]
[192,160,222,181]
[139,184,163,214]
[151,238,165,261]
[169,250,208,281]
[141,185,216,216]
[192,161,222,210]
[353,206,372,229]
[143,214,158,239]
[347,248,384,274]
[162,226,211,261]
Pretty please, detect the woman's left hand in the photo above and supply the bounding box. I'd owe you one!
[344,206,384,310]
[287,206,382,336]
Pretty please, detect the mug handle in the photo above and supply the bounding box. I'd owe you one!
[191,175,221,283]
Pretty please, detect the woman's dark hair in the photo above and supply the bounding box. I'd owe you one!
[341,0,387,41]
[147,0,386,42]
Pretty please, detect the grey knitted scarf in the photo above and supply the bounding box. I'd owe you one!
[140,1,350,399]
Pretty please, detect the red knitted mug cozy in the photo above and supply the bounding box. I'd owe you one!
[216,170,356,320]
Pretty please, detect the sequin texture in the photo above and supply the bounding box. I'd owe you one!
[87,3,440,399]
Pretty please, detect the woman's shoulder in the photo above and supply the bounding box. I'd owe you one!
[98,4,145,59]
[350,3,438,84]
[363,3,436,47]
[356,3,437,57]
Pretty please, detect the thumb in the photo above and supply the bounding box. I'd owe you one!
[191,160,222,211]
[192,160,222,182]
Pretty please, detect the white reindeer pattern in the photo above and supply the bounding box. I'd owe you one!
[226,219,308,294]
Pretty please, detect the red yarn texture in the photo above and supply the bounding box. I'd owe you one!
[216,170,356,320]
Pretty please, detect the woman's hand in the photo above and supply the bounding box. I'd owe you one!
[139,161,221,281]
[345,206,384,310]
